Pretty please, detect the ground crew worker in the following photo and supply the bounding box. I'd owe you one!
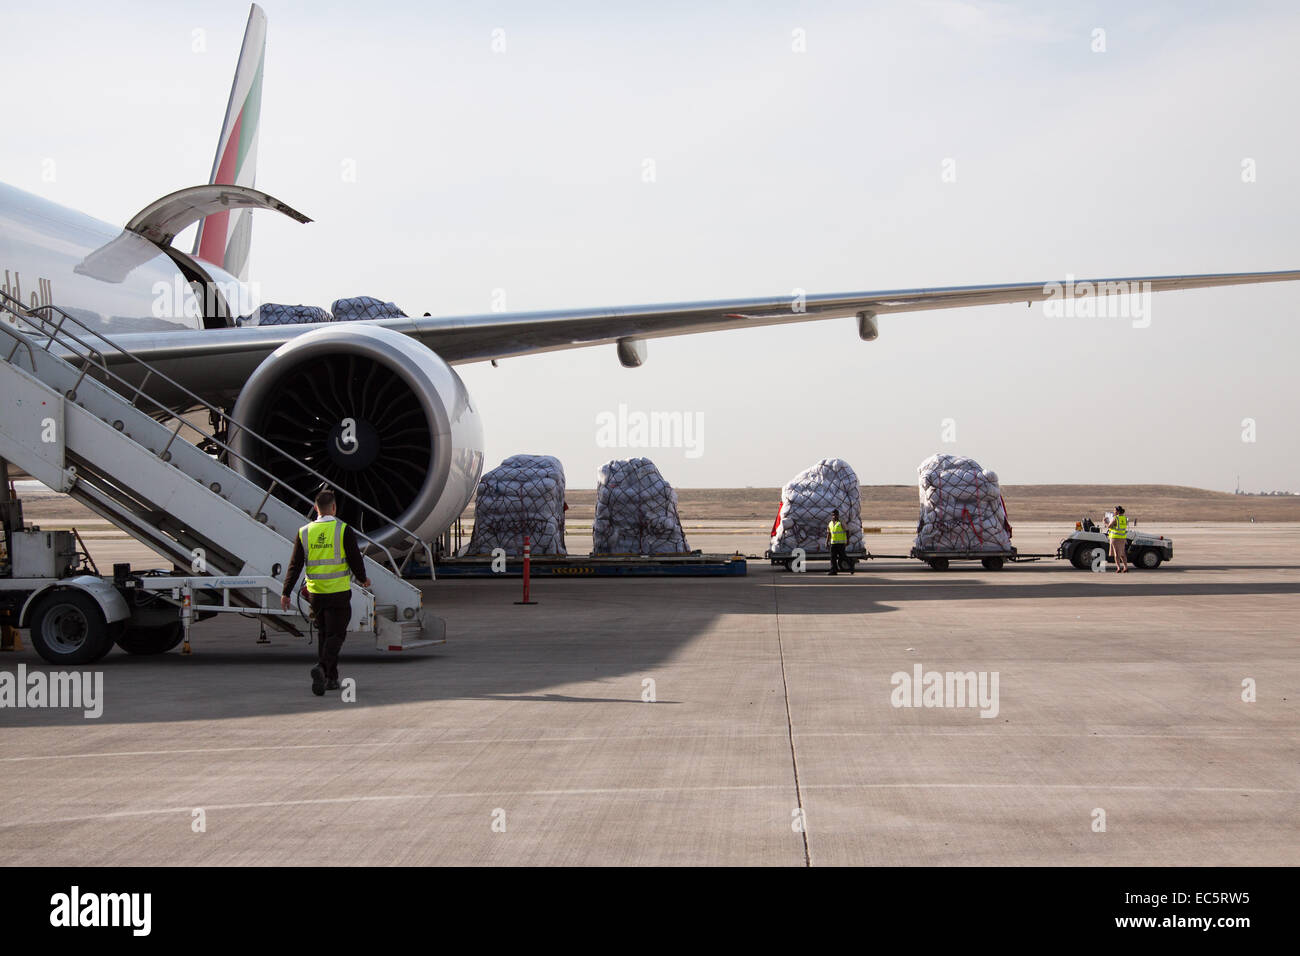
[1106,505,1129,573]
[826,508,851,575]
[281,489,370,696]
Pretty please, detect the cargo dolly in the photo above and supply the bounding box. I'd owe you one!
[766,547,1048,571]
[423,552,747,578]
[766,549,870,572]
[767,517,1173,572]
[906,547,1050,571]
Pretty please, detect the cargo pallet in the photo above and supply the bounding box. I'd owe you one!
[420,553,747,578]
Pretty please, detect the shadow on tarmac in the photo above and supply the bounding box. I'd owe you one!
[0,566,1295,727]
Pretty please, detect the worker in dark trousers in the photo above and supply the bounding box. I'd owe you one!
[281,489,371,695]
[826,508,850,575]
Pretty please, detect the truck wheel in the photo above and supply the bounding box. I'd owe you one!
[28,591,114,665]
[115,622,185,655]
[981,557,1004,571]
[1135,549,1162,570]
[89,627,116,662]
[1073,545,1103,570]
[927,557,950,571]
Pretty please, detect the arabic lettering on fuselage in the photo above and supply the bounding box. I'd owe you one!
[0,269,53,324]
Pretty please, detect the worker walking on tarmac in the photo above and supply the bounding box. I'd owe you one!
[281,489,371,696]
[826,508,851,575]
[1106,505,1129,573]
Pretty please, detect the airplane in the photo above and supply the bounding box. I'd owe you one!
[2,3,1297,551]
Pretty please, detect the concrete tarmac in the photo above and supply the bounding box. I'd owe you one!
[0,522,1295,866]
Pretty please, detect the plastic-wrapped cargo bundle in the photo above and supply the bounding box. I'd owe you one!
[592,458,689,555]
[237,303,333,326]
[913,454,1012,552]
[462,454,567,556]
[770,458,864,554]
[330,296,407,322]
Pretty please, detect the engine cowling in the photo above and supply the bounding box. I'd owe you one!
[230,324,484,549]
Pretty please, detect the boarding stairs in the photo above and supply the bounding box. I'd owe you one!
[0,290,443,650]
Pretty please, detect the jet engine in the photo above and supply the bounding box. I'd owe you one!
[230,324,484,550]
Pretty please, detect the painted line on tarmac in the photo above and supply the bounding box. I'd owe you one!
[1,730,1292,763]
[2,782,1296,829]
[0,742,397,762]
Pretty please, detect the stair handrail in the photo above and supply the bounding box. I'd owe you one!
[0,291,435,579]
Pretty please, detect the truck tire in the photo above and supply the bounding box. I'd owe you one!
[28,591,114,665]
[981,557,1004,571]
[1135,548,1162,570]
[927,557,950,571]
[1072,544,1103,570]
[115,621,185,655]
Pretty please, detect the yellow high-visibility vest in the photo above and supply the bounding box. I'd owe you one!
[300,518,351,594]
[828,520,848,544]
[1108,515,1128,539]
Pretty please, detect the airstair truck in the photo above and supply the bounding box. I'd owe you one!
[0,291,444,664]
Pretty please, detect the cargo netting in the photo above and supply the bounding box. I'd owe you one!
[236,303,332,326]
[913,453,1012,552]
[462,454,568,556]
[770,458,864,554]
[330,296,407,322]
[591,458,690,555]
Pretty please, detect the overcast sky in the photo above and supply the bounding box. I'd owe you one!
[6,0,1300,491]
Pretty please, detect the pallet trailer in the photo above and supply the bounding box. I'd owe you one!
[767,534,1168,572]
[423,552,747,578]
[906,548,1050,570]
[766,548,1049,571]
[766,549,870,571]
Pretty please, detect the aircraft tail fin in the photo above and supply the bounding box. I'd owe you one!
[192,3,266,281]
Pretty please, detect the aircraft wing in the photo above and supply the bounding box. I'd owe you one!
[380,268,1300,363]
[100,268,1300,404]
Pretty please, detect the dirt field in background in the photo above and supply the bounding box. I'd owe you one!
[18,483,1300,526]
[539,484,1300,524]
